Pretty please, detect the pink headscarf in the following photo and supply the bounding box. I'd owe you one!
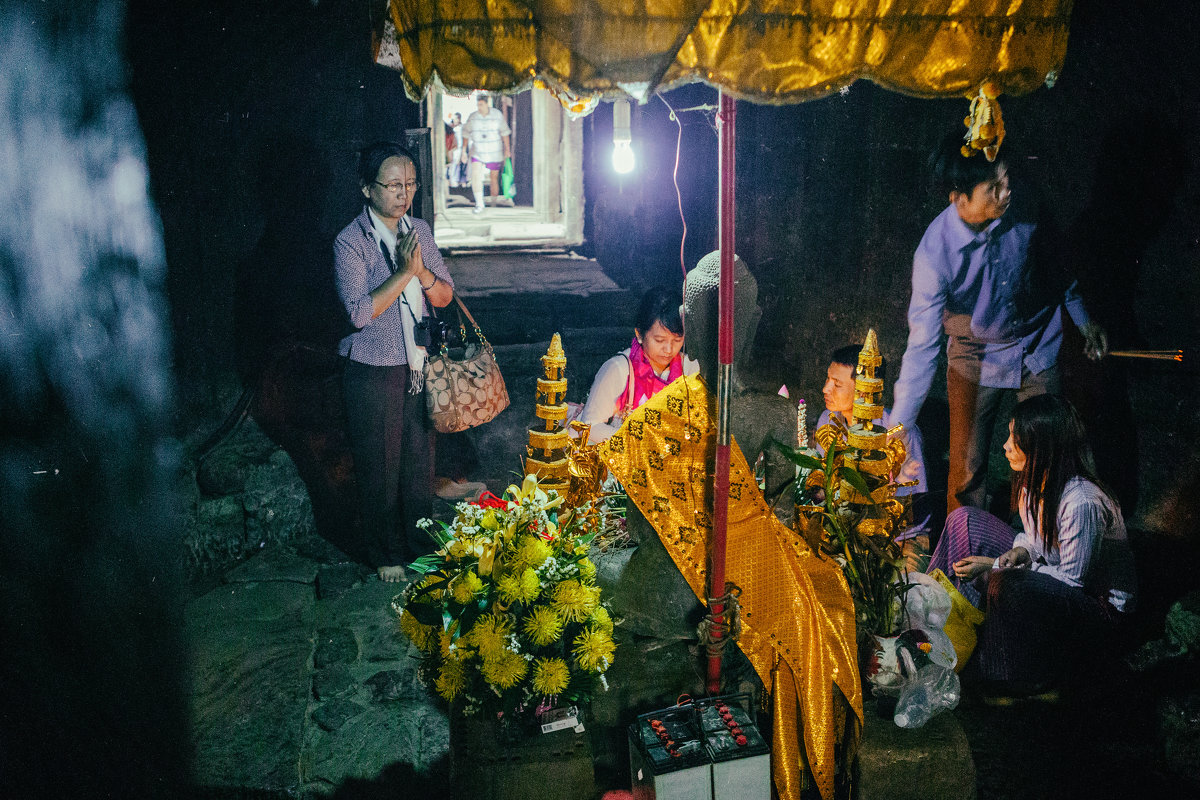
[616,336,684,412]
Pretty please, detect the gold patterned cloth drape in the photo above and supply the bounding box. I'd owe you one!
[597,376,863,800]
[385,0,1072,102]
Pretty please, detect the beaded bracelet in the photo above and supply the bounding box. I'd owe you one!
[419,272,437,291]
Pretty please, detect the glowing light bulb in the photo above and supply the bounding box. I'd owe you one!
[612,97,634,174]
[612,140,635,174]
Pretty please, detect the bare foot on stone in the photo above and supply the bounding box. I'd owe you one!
[378,565,407,583]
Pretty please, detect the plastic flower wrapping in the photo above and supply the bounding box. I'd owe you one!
[393,475,617,720]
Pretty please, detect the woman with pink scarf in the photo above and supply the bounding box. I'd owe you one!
[577,286,698,442]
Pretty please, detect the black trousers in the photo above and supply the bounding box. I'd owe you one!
[342,360,434,567]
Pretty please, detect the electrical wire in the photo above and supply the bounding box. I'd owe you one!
[657,93,688,280]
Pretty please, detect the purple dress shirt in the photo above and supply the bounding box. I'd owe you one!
[891,188,1090,429]
[334,208,454,366]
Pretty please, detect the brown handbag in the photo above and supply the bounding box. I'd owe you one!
[423,295,510,433]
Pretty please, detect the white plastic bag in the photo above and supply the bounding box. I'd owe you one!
[899,571,957,670]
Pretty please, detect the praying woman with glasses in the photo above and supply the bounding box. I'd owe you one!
[334,143,455,583]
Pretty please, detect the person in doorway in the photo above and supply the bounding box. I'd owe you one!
[334,143,455,583]
[890,131,1108,514]
[925,394,1135,698]
[815,344,933,538]
[575,285,698,443]
[461,94,511,213]
[446,112,464,188]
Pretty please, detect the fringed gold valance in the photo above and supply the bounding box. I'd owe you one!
[383,0,1073,103]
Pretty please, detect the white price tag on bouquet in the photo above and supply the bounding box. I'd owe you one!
[539,705,581,734]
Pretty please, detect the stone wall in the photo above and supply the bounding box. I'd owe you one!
[186,418,317,583]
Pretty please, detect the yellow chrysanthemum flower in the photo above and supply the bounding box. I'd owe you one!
[514,535,553,571]
[523,606,564,646]
[450,570,484,605]
[481,650,528,689]
[398,608,438,652]
[577,558,597,583]
[532,657,571,696]
[408,575,445,600]
[588,605,614,634]
[573,627,616,672]
[468,612,512,661]
[435,656,468,700]
[552,579,597,623]
[498,567,541,605]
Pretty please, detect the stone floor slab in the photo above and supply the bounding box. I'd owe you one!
[856,703,976,800]
[302,701,449,791]
[224,545,319,585]
[187,581,317,793]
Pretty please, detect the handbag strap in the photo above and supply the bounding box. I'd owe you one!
[440,293,492,354]
[621,353,635,416]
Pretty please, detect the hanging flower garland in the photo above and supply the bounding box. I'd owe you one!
[533,78,600,119]
[961,80,1005,161]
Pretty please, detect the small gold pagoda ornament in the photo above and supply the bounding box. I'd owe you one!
[525,333,572,494]
[813,328,914,536]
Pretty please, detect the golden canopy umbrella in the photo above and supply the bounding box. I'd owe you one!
[384,0,1071,102]
[381,2,1073,798]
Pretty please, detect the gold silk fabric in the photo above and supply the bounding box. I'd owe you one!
[385,0,1072,102]
[598,376,863,800]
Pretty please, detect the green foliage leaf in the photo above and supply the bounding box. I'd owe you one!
[409,554,444,574]
[408,573,450,603]
[455,601,485,637]
[836,464,875,504]
[770,437,823,471]
[420,520,454,547]
[406,601,445,627]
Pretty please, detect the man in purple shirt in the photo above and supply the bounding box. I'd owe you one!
[891,132,1108,513]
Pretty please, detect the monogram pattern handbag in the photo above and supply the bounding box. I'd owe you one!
[424,295,509,433]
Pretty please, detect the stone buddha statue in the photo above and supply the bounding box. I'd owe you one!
[683,250,798,511]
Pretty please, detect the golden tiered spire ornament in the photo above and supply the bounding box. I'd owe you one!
[525,334,572,494]
[813,329,913,536]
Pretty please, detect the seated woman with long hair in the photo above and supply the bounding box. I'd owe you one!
[575,285,697,443]
[927,394,1136,694]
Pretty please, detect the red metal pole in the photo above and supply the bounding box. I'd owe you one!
[707,90,736,694]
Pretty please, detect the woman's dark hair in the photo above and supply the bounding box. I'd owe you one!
[1009,394,1109,551]
[357,142,418,187]
[635,285,684,336]
[929,128,1007,198]
[830,344,886,383]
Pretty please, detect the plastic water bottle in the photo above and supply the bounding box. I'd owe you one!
[893,665,961,729]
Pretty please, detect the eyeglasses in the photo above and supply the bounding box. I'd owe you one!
[374,180,420,194]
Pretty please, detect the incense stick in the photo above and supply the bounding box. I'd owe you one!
[1108,350,1183,362]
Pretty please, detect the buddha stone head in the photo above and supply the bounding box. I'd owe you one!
[683,250,762,387]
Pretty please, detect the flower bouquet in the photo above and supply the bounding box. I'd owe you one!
[393,475,617,727]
